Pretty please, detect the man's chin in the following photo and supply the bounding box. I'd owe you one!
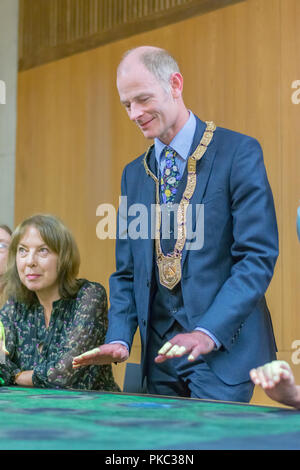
[137,120,158,139]
[142,132,155,140]
[139,127,157,140]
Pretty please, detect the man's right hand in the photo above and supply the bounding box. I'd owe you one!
[72,343,129,368]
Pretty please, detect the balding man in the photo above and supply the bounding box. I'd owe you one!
[73,46,278,402]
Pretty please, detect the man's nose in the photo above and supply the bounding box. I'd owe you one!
[129,103,143,121]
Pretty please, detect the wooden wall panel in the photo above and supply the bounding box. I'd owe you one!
[15,0,299,400]
[19,0,244,70]
[280,0,300,352]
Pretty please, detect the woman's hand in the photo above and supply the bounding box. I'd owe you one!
[15,370,34,387]
[72,344,129,368]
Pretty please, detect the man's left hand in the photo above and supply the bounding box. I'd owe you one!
[154,330,215,363]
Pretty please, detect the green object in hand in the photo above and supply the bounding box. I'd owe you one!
[0,320,5,342]
[0,320,8,356]
[0,321,6,384]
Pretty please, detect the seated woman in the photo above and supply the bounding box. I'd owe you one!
[0,214,119,391]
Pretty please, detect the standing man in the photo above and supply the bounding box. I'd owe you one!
[73,46,278,402]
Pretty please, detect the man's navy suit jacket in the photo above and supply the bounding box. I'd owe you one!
[106,116,278,385]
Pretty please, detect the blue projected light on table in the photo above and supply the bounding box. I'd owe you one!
[297,206,300,241]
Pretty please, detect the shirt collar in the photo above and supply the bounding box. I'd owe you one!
[154,111,196,163]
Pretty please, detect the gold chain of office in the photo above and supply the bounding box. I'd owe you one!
[143,120,216,290]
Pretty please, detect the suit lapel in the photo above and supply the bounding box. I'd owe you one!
[138,146,156,280]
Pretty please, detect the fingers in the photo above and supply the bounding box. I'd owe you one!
[157,342,173,355]
[250,364,273,388]
[72,347,101,368]
[187,343,203,362]
[250,361,294,389]
[270,361,294,385]
[72,344,129,368]
[155,342,185,364]
[276,360,292,375]
[158,342,186,358]
[76,347,101,360]
[166,345,186,358]
[155,332,212,364]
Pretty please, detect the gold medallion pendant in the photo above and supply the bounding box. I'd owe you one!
[157,254,182,290]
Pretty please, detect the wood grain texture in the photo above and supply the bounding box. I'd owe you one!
[280,0,300,353]
[15,0,299,395]
[18,0,244,70]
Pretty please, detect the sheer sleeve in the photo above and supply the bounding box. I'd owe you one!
[32,281,117,390]
[0,300,22,385]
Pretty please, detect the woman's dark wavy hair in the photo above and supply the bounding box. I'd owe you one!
[2,214,82,305]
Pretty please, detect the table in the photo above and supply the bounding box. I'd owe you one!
[0,386,299,450]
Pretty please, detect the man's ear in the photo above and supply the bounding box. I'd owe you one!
[169,72,184,98]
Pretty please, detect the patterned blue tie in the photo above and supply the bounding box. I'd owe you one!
[160,147,181,204]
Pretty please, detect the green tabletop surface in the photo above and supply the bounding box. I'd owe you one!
[0,386,299,450]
